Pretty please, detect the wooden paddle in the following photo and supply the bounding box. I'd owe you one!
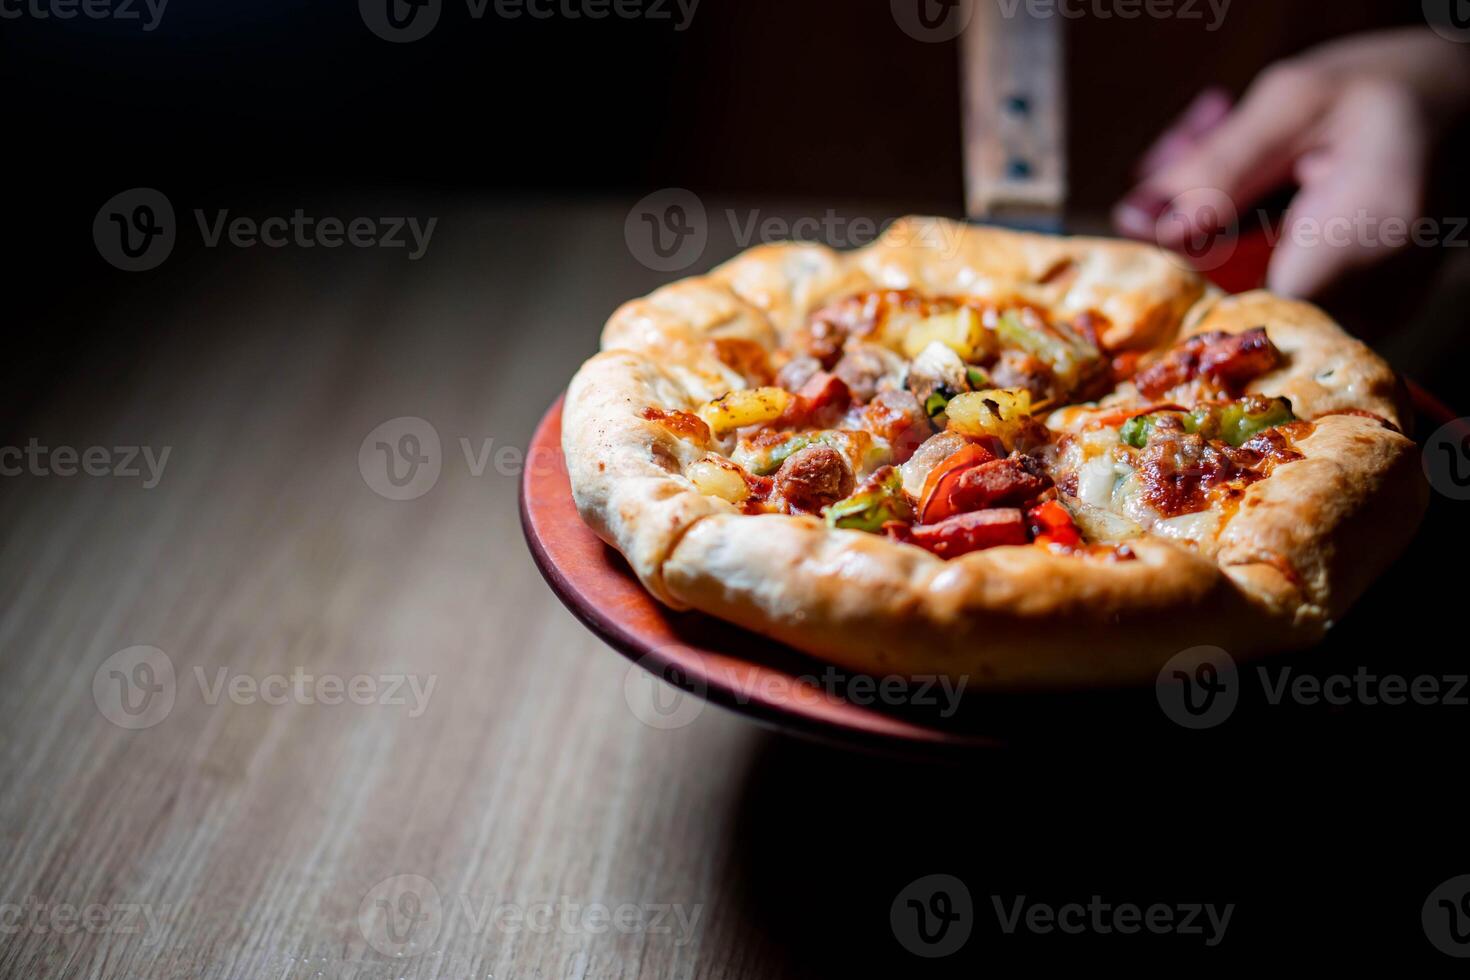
[961,10,1278,289]
[961,3,1067,232]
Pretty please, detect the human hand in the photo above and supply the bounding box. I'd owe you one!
[1113,29,1470,299]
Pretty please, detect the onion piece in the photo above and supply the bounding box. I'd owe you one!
[899,431,973,499]
[1152,509,1222,543]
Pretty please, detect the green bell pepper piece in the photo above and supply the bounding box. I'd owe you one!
[824,470,913,533]
[1215,397,1295,447]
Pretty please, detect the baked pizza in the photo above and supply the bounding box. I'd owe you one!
[563,218,1426,688]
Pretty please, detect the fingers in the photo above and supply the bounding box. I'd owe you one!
[1266,82,1430,298]
[1114,64,1333,246]
[1135,88,1234,180]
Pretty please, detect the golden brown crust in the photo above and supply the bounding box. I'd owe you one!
[1216,413,1427,624]
[662,519,1324,688]
[564,217,1426,687]
[600,217,1210,357]
[562,350,742,607]
[854,218,1208,351]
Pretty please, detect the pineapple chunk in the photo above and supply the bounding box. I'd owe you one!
[944,388,1033,440]
[901,307,988,361]
[697,387,792,436]
[687,456,750,503]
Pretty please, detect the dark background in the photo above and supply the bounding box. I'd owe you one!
[6,0,1463,417]
[0,0,1429,198]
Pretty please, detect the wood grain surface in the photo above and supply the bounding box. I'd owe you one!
[1,201,1465,978]
[0,204,797,980]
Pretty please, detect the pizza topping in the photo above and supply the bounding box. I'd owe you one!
[1151,508,1223,544]
[1205,396,1296,446]
[782,371,852,429]
[901,307,991,362]
[1197,328,1282,389]
[859,389,933,463]
[824,467,914,532]
[736,428,811,476]
[907,341,972,422]
[900,431,976,498]
[775,355,823,393]
[1137,433,1242,517]
[1082,403,1188,431]
[988,350,1056,404]
[672,290,1320,561]
[697,387,794,436]
[804,289,949,365]
[1234,426,1307,468]
[990,307,1106,400]
[886,508,1029,559]
[1132,422,1302,520]
[832,342,907,403]
[950,454,1053,514]
[1027,500,1083,551]
[1134,327,1282,399]
[773,444,855,515]
[1075,453,1131,509]
[1068,498,1144,544]
[917,444,999,524]
[943,387,1050,452]
[710,338,774,386]
[641,407,711,445]
[1121,395,1296,449]
[686,455,751,504]
[735,428,884,479]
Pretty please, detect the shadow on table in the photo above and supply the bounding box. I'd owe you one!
[716,481,1465,971]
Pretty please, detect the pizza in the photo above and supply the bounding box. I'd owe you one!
[562,218,1426,688]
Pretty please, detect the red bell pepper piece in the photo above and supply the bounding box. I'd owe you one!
[780,371,852,428]
[1084,403,1187,430]
[889,508,1028,559]
[1028,500,1082,550]
[917,444,996,524]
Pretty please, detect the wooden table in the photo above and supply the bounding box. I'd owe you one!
[1,200,1464,977]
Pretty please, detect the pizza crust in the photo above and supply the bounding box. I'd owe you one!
[653,413,1425,689]
[562,350,740,606]
[563,217,1427,686]
[661,517,1319,688]
[599,218,1211,358]
[1179,290,1413,429]
[853,217,1208,351]
[1216,413,1426,624]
